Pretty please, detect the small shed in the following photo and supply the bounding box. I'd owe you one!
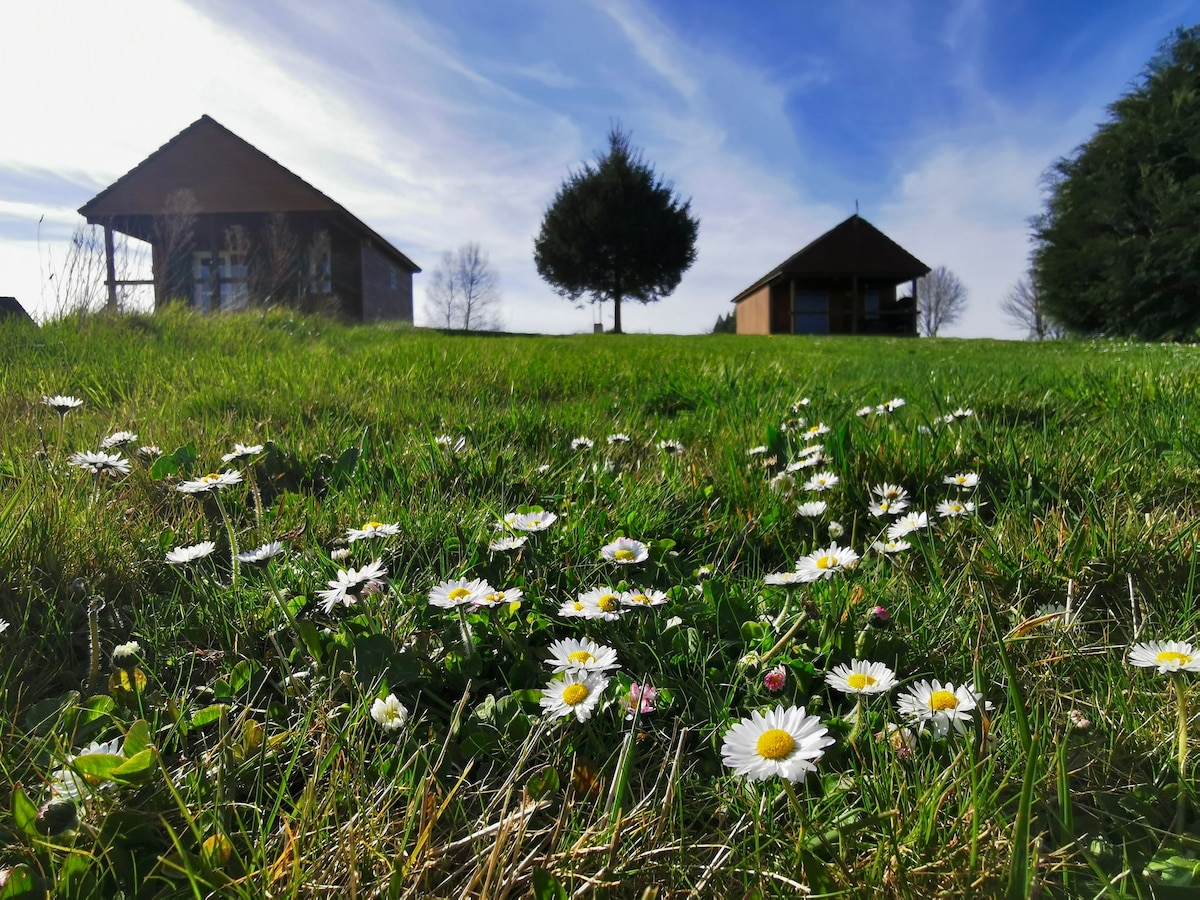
[0,297,35,325]
[732,215,929,336]
[78,116,420,321]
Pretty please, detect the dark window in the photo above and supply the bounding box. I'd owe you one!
[389,268,398,291]
[865,289,880,319]
[793,290,829,334]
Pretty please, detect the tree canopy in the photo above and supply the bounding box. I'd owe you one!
[1033,26,1200,340]
[533,128,699,333]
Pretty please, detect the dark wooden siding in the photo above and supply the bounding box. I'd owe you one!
[361,242,413,323]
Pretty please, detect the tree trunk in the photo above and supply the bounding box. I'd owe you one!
[612,294,623,334]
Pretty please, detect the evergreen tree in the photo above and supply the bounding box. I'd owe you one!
[534,128,699,333]
[1033,26,1200,339]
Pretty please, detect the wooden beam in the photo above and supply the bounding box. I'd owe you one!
[104,225,117,311]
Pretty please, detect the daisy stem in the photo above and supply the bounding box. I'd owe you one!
[760,608,812,665]
[213,492,239,590]
[265,566,298,631]
[779,777,808,836]
[456,606,475,657]
[86,595,104,697]
[1173,671,1190,830]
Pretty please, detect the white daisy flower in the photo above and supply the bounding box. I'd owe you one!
[0,618,9,634]
[607,433,631,444]
[827,521,845,539]
[897,679,981,739]
[622,587,669,607]
[871,538,911,554]
[69,451,131,478]
[488,535,528,552]
[855,406,874,417]
[370,693,409,731]
[871,483,909,502]
[317,559,387,613]
[802,423,830,440]
[953,407,974,419]
[100,431,137,449]
[435,434,467,454]
[42,395,84,415]
[936,499,975,518]
[887,511,929,541]
[166,541,216,564]
[546,638,621,675]
[746,445,769,456]
[578,587,625,620]
[571,437,594,450]
[769,472,795,494]
[882,398,906,412]
[1128,640,1200,674]
[235,541,285,564]
[177,470,243,493]
[803,471,839,492]
[791,397,811,412]
[557,597,591,619]
[795,544,859,582]
[944,472,980,488]
[347,520,401,542]
[330,547,352,561]
[786,454,824,471]
[720,705,834,782]
[796,500,828,518]
[137,445,162,459]
[48,737,124,803]
[511,510,558,532]
[826,660,898,695]
[112,640,141,663]
[427,577,492,609]
[657,439,684,454]
[765,570,805,586]
[868,497,910,517]
[600,537,649,565]
[539,672,610,722]
[221,443,264,463]
[474,586,523,607]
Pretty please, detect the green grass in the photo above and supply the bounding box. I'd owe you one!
[3,306,1200,897]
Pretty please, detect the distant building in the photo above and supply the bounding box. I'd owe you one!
[78,115,419,321]
[732,215,929,336]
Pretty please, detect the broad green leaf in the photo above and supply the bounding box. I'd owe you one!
[123,719,151,756]
[11,785,37,837]
[68,753,124,780]
[110,749,156,784]
[190,704,229,728]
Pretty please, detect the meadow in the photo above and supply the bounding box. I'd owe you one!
[2,307,1200,898]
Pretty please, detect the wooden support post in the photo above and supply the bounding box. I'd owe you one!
[104,225,118,312]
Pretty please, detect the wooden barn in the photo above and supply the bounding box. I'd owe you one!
[78,115,420,321]
[732,215,928,336]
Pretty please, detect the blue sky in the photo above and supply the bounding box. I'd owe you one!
[2,0,1198,335]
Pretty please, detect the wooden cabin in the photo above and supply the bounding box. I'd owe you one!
[78,116,419,321]
[732,215,928,336]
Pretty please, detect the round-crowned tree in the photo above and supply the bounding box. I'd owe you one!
[533,127,699,333]
[1033,26,1200,339]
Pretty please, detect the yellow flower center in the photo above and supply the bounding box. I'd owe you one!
[929,690,959,711]
[614,549,636,561]
[756,728,796,760]
[364,521,385,530]
[572,601,585,611]
[815,555,836,569]
[1159,651,1192,666]
[847,673,876,690]
[598,595,619,612]
[568,650,596,665]
[629,594,650,605]
[484,593,503,604]
[202,473,221,483]
[562,684,590,705]
[448,587,472,602]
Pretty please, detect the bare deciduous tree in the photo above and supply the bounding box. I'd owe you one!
[42,221,149,319]
[1001,275,1063,340]
[916,265,968,337]
[423,243,503,331]
[152,188,199,305]
[255,213,299,304]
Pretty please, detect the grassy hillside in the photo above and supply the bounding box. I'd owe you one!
[3,308,1200,897]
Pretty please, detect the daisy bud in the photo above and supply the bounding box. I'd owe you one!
[764,665,787,692]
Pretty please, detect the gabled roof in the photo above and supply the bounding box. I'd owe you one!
[732,215,928,303]
[79,115,419,272]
